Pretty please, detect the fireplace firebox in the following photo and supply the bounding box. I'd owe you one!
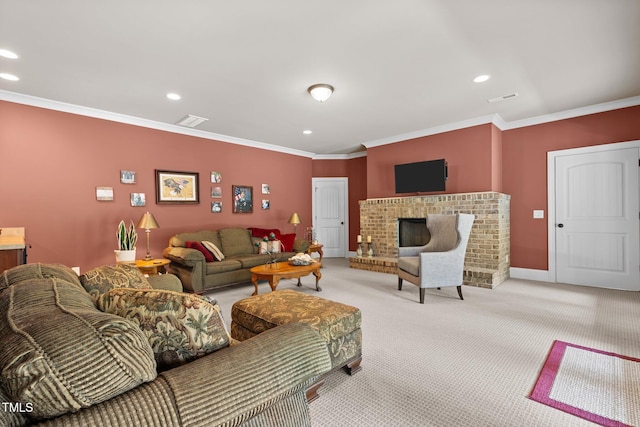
[398,218,429,247]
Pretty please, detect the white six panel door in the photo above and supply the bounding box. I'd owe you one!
[555,147,639,290]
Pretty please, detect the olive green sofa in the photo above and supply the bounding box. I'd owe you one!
[0,263,331,427]
[163,227,310,293]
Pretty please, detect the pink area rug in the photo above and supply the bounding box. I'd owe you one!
[529,340,640,427]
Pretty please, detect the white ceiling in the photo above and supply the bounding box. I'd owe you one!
[1,0,639,156]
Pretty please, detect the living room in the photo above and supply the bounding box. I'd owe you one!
[2,2,640,426]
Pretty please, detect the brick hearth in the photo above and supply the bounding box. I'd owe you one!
[351,192,510,288]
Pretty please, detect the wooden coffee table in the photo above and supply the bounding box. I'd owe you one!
[250,261,322,296]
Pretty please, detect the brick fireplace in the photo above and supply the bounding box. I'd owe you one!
[350,192,510,288]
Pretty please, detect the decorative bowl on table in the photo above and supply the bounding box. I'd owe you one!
[288,253,316,266]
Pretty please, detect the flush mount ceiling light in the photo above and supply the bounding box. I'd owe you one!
[175,114,209,128]
[166,92,181,101]
[473,74,491,83]
[308,84,334,102]
[303,130,313,135]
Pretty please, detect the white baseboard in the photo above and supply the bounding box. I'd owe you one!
[509,267,551,282]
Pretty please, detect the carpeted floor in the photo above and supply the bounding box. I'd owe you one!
[207,258,640,427]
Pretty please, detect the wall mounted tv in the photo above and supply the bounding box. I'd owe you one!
[394,159,448,193]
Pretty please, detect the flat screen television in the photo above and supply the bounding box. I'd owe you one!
[394,159,447,193]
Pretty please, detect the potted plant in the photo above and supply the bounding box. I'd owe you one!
[114,220,137,263]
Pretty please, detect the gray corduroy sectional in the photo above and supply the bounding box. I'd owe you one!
[0,263,331,427]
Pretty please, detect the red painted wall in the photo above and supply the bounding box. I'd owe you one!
[366,124,498,198]
[0,101,312,273]
[502,106,640,270]
[311,156,367,250]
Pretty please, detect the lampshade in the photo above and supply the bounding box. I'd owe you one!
[308,84,334,102]
[136,212,159,230]
[288,212,301,225]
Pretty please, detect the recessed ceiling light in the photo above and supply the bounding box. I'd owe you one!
[473,74,491,83]
[166,93,181,101]
[0,73,19,81]
[0,49,18,59]
[303,130,312,135]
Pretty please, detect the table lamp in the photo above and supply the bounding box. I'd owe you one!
[136,212,159,260]
[288,212,301,234]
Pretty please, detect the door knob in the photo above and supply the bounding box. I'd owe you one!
[557,223,564,228]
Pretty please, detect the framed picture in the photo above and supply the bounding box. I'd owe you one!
[262,183,270,194]
[232,185,253,213]
[211,201,222,213]
[156,170,199,204]
[130,193,146,206]
[261,199,270,210]
[211,171,221,183]
[211,186,222,198]
[96,186,114,201]
[120,170,136,184]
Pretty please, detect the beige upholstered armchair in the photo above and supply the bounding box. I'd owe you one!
[397,213,475,303]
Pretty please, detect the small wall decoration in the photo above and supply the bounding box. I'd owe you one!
[120,170,136,184]
[156,170,199,204]
[131,193,146,207]
[96,187,114,201]
[211,201,222,213]
[211,171,222,183]
[232,185,253,213]
[262,199,270,210]
[211,186,222,198]
[262,184,270,194]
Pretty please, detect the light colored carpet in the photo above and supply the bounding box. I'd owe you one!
[207,258,640,426]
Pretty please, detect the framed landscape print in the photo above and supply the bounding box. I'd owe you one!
[232,185,253,213]
[156,170,199,204]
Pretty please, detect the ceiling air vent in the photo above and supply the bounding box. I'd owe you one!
[175,114,209,128]
[487,92,519,103]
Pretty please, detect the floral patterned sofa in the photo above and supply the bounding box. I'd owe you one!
[0,263,331,427]
[163,227,310,293]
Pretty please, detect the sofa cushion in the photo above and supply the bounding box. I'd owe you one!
[0,277,157,420]
[80,264,150,301]
[97,289,231,371]
[185,241,215,262]
[205,259,243,274]
[219,228,254,256]
[1,263,81,292]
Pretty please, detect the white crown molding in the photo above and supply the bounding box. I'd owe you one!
[312,151,367,160]
[0,90,317,159]
[363,114,501,149]
[499,96,640,130]
[3,89,639,158]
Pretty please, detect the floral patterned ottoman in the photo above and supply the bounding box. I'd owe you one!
[231,290,362,377]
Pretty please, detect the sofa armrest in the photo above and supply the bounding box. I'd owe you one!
[161,322,332,426]
[162,246,205,267]
[293,239,310,253]
[162,247,206,293]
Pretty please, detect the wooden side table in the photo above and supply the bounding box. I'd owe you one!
[307,243,323,263]
[135,258,170,276]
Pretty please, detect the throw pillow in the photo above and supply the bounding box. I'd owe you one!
[422,214,459,252]
[248,227,281,238]
[0,277,157,420]
[202,240,225,261]
[279,233,296,252]
[98,288,231,371]
[80,264,150,301]
[185,241,215,262]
